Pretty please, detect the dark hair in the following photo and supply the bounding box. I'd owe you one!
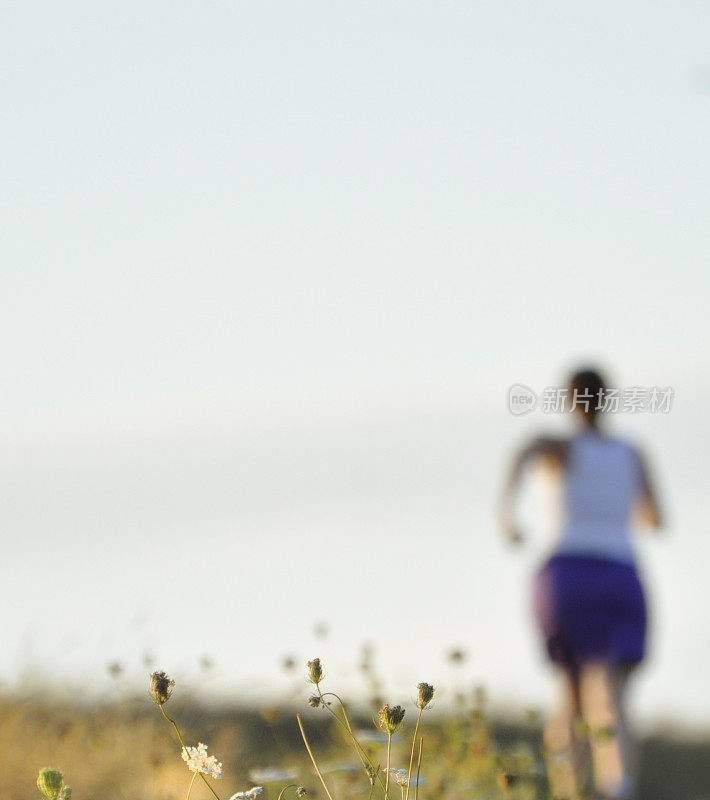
[568,368,607,427]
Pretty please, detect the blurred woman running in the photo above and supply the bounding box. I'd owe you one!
[500,368,662,800]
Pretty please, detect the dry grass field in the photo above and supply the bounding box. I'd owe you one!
[6,659,710,800]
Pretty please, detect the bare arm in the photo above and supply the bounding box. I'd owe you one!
[499,436,567,545]
[634,447,663,530]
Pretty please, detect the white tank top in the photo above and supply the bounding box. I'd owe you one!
[554,431,642,563]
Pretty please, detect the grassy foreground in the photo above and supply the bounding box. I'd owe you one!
[7,663,710,800]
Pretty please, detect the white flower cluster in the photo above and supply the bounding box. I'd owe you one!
[229,787,264,800]
[386,769,409,787]
[181,743,223,779]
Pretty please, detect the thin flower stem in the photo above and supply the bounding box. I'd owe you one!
[276,785,298,800]
[160,705,223,800]
[414,738,423,800]
[404,709,422,800]
[186,772,198,800]
[297,714,336,800]
[385,734,392,800]
[317,689,387,794]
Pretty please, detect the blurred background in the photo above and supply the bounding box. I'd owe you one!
[2,2,709,798]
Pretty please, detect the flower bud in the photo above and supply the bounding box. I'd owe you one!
[150,670,175,705]
[37,768,64,799]
[416,682,434,710]
[307,658,323,685]
[378,703,405,735]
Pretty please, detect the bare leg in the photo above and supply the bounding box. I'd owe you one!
[579,662,634,799]
[543,667,585,800]
[608,665,637,796]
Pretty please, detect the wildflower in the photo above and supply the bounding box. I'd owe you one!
[150,671,175,706]
[378,703,405,735]
[307,695,322,708]
[37,768,64,799]
[229,787,263,800]
[307,658,323,685]
[181,743,223,779]
[446,647,467,664]
[416,682,434,710]
[385,768,409,787]
[296,787,308,797]
[107,661,123,680]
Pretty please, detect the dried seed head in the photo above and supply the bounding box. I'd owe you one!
[107,661,123,680]
[447,647,467,664]
[37,768,64,799]
[307,658,323,685]
[378,703,405,735]
[416,682,434,710]
[150,670,175,705]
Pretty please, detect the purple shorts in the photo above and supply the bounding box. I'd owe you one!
[533,554,647,669]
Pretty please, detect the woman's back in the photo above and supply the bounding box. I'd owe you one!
[556,431,642,563]
[500,367,662,800]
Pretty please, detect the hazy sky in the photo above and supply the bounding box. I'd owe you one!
[2,2,709,727]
